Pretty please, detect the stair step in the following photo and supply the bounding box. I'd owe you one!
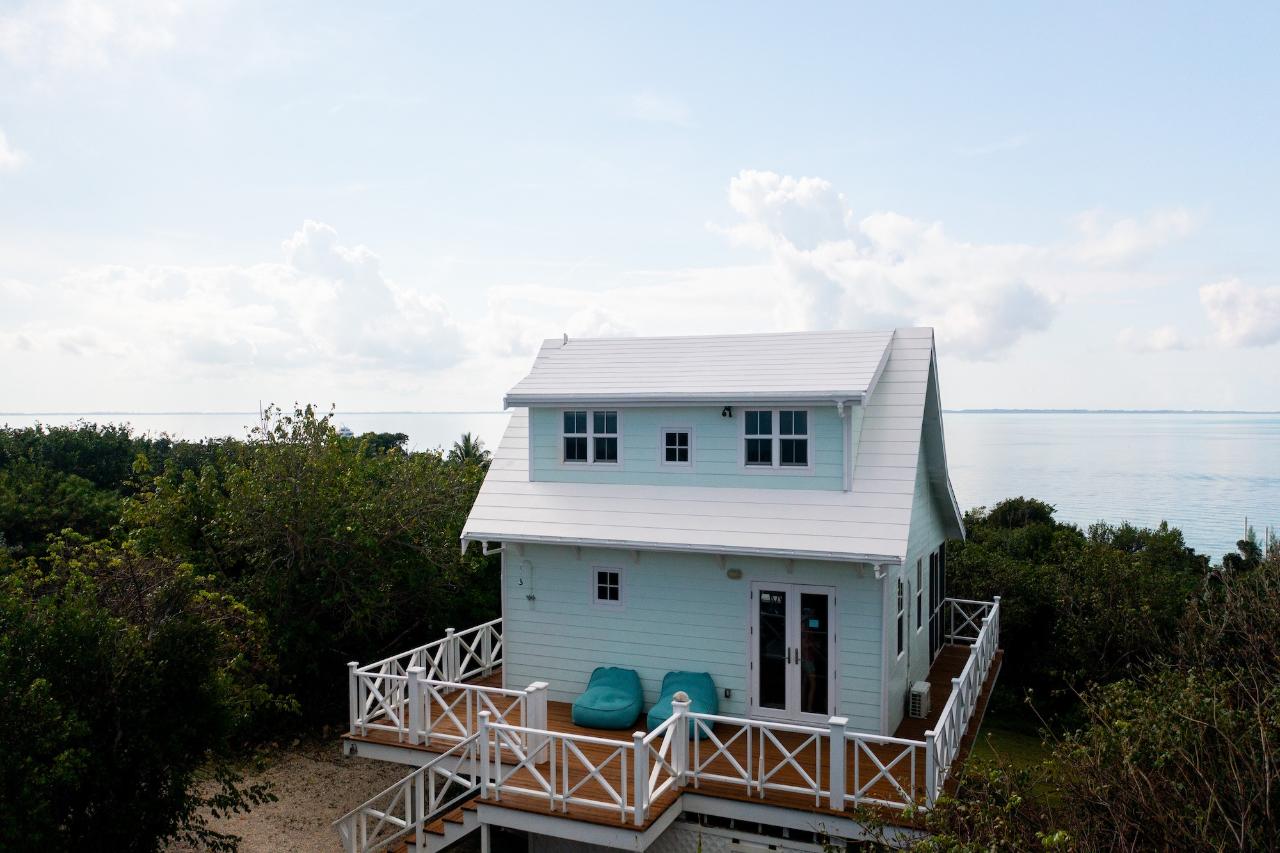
[423,818,446,836]
[443,810,464,824]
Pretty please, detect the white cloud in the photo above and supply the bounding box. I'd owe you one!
[1071,208,1194,265]
[710,170,1204,360]
[0,0,196,72]
[620,91,690,125]
[1117,325,1194,353]
[4,221,466,379]
[0,129,27,171]
[1200,279,1280,347]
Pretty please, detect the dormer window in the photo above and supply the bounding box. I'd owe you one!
[744,409,809,469]
[563,409,620,464]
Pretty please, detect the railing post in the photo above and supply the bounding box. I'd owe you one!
[526,681,549,765]
[407,666,425,746]
[413,768,425,848]
[992,596,1001,645]
[347,661,359,735]
[445,628,458,682]
[633,731,648,826]
[478,710,492,800]
[924,729,937,807]
[827,716,847,810]
[671,691,691,787]
[482,625,493,675]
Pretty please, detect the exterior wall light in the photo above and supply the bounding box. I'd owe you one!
[721,406,733,418]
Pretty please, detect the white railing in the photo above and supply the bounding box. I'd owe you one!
[333,732,481,853]
[924,596,1001,804]
[348,618,503,738]
[688,713,829,807]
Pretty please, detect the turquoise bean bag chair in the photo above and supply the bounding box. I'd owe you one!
[647,671,718,740]
[572,667,644,730]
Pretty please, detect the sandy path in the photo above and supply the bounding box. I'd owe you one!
[168,738,415,853]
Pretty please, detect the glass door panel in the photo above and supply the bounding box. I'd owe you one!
[757,588,788,711]
[799,592,830,716]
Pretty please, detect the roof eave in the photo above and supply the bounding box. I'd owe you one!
[503,391,867,408]
[460,530,903,567]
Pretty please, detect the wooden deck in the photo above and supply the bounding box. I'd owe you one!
[342,643,1001,832]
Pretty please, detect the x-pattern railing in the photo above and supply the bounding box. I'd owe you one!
[848,735,920,807]
[348,619,502,737]
[333,733,480,853]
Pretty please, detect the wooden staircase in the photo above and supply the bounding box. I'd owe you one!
[399,800,480,852]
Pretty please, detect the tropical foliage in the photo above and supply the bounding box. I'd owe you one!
[0,410,497,849]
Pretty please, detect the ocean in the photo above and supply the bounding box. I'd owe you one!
[5,410,1278,560]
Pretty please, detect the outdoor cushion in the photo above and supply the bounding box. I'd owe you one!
[647,671,719,740]
[571,667,644,730]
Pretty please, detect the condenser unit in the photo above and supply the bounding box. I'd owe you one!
[909,680,931,719]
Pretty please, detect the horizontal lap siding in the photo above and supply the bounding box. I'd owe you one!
[503,544,884,733]
[529,405,846,490]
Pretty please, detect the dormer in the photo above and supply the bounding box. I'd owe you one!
[504,330,895,491]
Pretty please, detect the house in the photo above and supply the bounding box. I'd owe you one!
[337,328,1002,853]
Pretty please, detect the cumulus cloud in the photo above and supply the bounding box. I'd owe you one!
[4,221,465,377]
[620,91,690,125]
[711,169,1202,359]
[0,129,26,171]
[1200,279,1280,347]
[1117,325,1194,353]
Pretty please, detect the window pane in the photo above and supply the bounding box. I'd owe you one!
[665,447,678,462]
[594,411,605,434]
[780,410,793,435]
[678,433,688,447]
[746,411,759,435]
[780,438,807,466]
[665,431,678,447]
[606,411,617,433]
[758,410,772,435]
[594,436,617,462]
[758,590,787,710]
[800,592,829,715]
[746,437,772,465]
[565,436,587,461]
[565,410,586,434]
[677,447,688,462]
[791,411,807,435]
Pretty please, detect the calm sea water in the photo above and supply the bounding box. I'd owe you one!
[5,411,1278,559]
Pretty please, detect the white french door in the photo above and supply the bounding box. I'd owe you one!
[749,582,837,723]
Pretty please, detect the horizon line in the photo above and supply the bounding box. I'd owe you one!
[2,408,1279,417]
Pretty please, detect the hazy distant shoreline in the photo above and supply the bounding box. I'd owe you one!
[4,409,1279,417]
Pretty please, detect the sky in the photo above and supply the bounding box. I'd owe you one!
[2,1,1279,413]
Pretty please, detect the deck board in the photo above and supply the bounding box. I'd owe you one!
[342,644,1001,831]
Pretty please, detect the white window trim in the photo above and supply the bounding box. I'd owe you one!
[590,565,624,609]
[658,425,695,469]
[560,409,624,468]
[738,407,815,474]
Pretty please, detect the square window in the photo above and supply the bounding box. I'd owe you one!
[593,410,618,435]
[779,438,807,466]
[663,430,691,465]
[564,410,586,434]
[780,410,806,436]
[745,410,772,436]
[564,436,587,462]
[594,569,622,606]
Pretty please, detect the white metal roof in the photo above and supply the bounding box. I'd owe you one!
[464,328,960,565]
[503,329,894,407]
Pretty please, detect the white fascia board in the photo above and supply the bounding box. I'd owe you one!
[503,390,867,408]
[460,530,903,566]
[864,334,895,400]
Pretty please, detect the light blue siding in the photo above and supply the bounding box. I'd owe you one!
[884,433,949,734]
[528,405,848,490]
[502,543,884,734]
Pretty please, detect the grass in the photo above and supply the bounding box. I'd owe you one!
[970,722,1052,768]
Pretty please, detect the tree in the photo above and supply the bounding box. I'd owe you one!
[0,537,283,851]
[447,432,491,468]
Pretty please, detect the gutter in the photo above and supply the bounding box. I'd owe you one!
[460,530,903,567]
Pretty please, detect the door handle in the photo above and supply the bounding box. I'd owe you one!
[786,647,791,664]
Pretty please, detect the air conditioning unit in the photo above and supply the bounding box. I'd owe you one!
[909,681,931,719]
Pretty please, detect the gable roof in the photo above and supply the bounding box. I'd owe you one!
[503,329,894,407]
[464,327,964,565]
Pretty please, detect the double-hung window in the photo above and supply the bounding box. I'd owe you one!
[562,410,620,464]
[896,578,906,657]
[744,409,809,469]
[916,558,924,631]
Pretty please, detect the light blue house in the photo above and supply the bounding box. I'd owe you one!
[339,328,1001,853]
